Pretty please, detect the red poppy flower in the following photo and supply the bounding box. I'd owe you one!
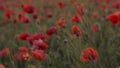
[57,1,64,9]
[14,46,31,61]
[18,11,24,20]
[76,4,84,15]
[71,15,79,23]
[33,33,46,42]
[5,10,14,19]
[0,48,10,57]
[18,52,31,61]
[46,12,53,18]
[26,36,35,44]
[114,12,120,21]
[26,33,47,44]
[17,32,30,40]
[31,50,47,60]
[22,4,35,14]
[46,27,57,36]
[71,13,82,23]
[72,25,79,34]
[80,47,98,62]
[18,47,28,53]
[32,13,38,19]
[57,19,65,28]
[32,39,47,50]
[106,14,119,26]
[21,17,30,23]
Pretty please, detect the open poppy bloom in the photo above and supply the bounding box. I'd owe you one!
[22,4,35,14]
[31,50,47,60]
[106,13,119,26]
[80,47,98,63]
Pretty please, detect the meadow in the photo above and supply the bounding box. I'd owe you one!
[0,0,120,68]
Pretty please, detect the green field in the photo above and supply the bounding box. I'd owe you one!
[0,0,120,68]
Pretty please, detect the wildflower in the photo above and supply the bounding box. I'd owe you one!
[0,48,10,57]
[17,32,30,40]
[32,39,47,50]
[71,14,82,23]
[14,47,31,61]
[32,50,47,60]
[72,25,79,34]
[19,53,31,61]
[32,13,38,19]
[57,19,65,28]
[22,4,35,14]
[71,15,79,23]
[21,17,30,23]
[46,12,53,18]
[18,11,24,20]
[18,47,28,53]
[76,4,84,15]
[80,47,98,62]
[26,36,35,44]
[106,13,119,26]
[46,27,57,36]
[5,10,14,19]
[57,1,64,9]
